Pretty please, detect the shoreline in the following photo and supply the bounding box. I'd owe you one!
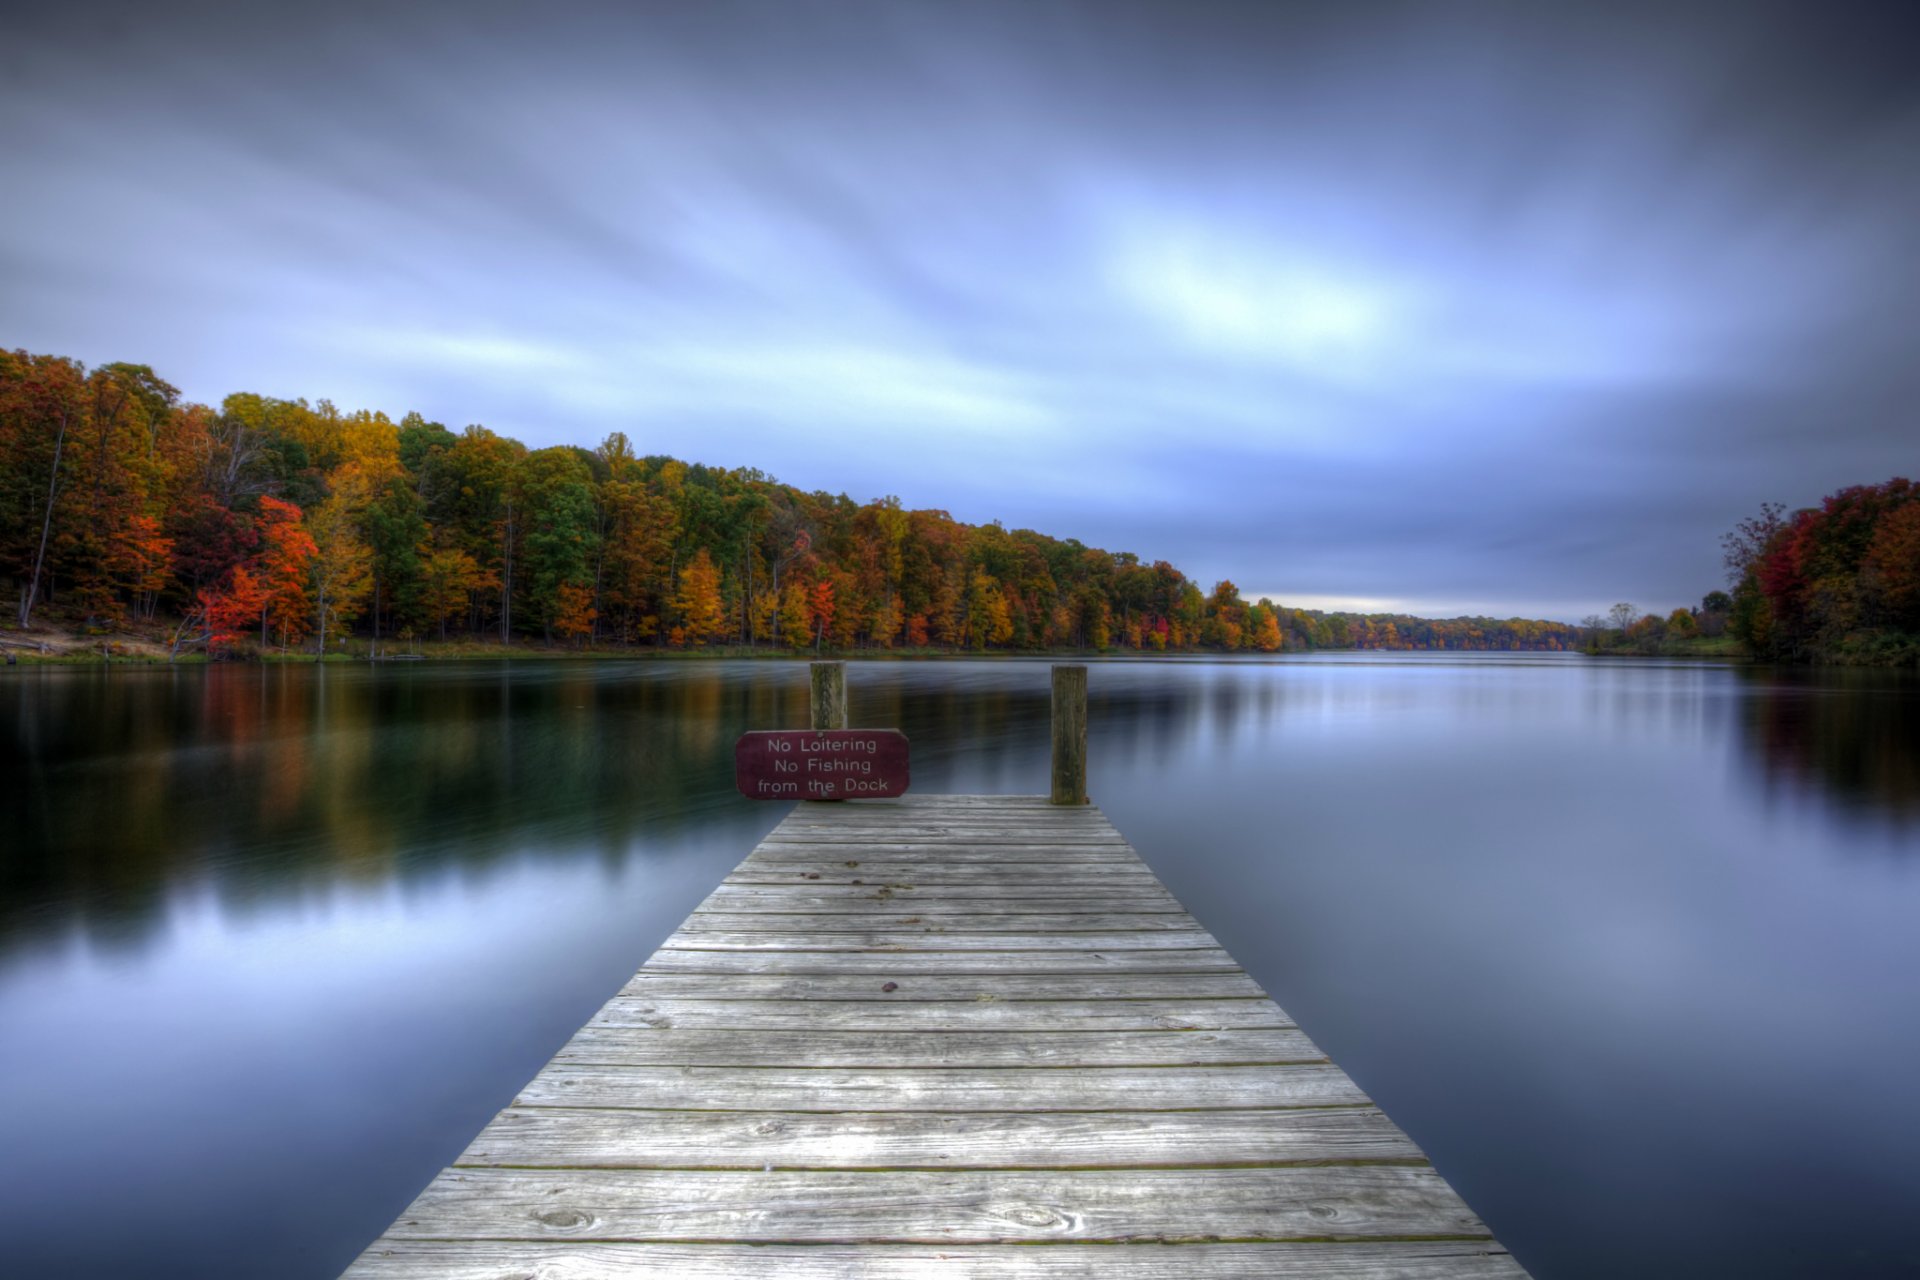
[2,631,1604,667]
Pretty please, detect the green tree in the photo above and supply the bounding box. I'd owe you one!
[517,448,599,643]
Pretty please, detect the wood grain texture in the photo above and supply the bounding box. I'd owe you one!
[724,865,1161,884]
[751,843,1141,859]
[659,929,1220,952]
[516,1063,1369,1111]
[683,911,1212,933]
[752,836,1136,844]
[639,947,1245,975]
[809,660,848,730]
[383,1165,1488,1242]
[345,1241,1526,1279]
[591,997,1293,1031]
[551,1027,1323,1068]
[1050,663,1089,805]
[341,796,1527,1279]
[698,884,1184,908]
[456,1104,1413,1168]
[616,972,1264,999]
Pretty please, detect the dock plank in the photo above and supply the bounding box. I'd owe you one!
[638,948,1245,974]
[455,1104,1413,1167]
[659,929,1221,952]
[550,1027,1324,1067]
[342,796,1523,1278]
[383,1166,1488,1243]
[346,1241,1525,1279]
[683,911,1207,932]
[590,997,1293,1031]
[516,1063,1369,1110]
[615,972,1264,999]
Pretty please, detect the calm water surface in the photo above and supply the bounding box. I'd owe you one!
[3,655,1918,1278]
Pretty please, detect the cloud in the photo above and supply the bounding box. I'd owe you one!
[3,0,1918,620]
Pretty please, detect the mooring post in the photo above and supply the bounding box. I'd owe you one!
[810,660,848,731]
[1050,663,1088,805]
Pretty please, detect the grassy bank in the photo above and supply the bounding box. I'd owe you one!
[1584,635,1747,661]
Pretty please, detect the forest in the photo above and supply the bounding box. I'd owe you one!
[1,350,1584,658]
[1718,477,1920,665]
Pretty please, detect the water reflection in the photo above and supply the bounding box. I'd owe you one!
[3,665,795,951]
[7,658,1917,958]
[1733,666,1920,830]
[2,656,1917,1280]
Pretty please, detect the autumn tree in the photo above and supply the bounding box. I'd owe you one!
[201,566,268,656]
[779,580,812,649]
[674,548,726,644]
[0,351,85,626]
[418,545,489,640]
[306,476,374,655]
[1249,602,1284,652]
[118,514,175,621]
[254,496,317,647]
[963,570,1013,649]
[552,582,597,648]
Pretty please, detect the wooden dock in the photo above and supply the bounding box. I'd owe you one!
[344,794,1525,1278]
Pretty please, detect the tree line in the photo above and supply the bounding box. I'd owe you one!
[1,350,1583,657]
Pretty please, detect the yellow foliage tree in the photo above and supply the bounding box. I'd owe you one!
[779,581,812,648]
[964,570,1014,649]
[553,582,597,647]
[673,547,726,644]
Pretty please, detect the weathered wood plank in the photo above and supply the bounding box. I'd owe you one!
[380,1166,1488,1242]
[726,866,1164,885]
[594,997,1292,1031]
[553,1027,1324,1068]
[764,829,1128,841]
[518,1063,1368,1111]
[639,948,1245,975]
[683,912,1213,934]
[346,1241,1526,1279]
[1052,662,1089,805]
[752,843,1141,860]
[771,809,1121,821]
[754,838,1136,852]
[457,1104,1412,1168]
[698,885,1184,909]
[659,930,1219,952]
[809,660,848,730]
[618,972,1265,1000]
[740,862,1153,879]
[833,795,1055,805]
[770,821,1128,835]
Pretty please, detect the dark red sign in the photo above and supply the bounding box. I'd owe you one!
[735,730,911,801]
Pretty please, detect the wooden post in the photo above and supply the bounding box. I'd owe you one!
[1050,663,1087,805]
[810,660,848,731]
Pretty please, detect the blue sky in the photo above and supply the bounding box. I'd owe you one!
[4,1,1917,620]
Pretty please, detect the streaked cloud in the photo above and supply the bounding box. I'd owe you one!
[3,0,1916,618]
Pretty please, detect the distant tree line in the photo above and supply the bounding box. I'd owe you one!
[1584,476,1920,664]
[2,350,1583,657]
[1580,593,1734,656]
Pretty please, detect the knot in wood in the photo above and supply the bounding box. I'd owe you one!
[996,1202,1077,1233]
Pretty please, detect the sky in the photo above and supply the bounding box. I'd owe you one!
[3,1,1917,622]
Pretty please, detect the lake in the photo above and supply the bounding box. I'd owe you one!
[2,655,1917,1278]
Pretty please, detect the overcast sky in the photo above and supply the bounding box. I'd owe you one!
[4,1,1916,620]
